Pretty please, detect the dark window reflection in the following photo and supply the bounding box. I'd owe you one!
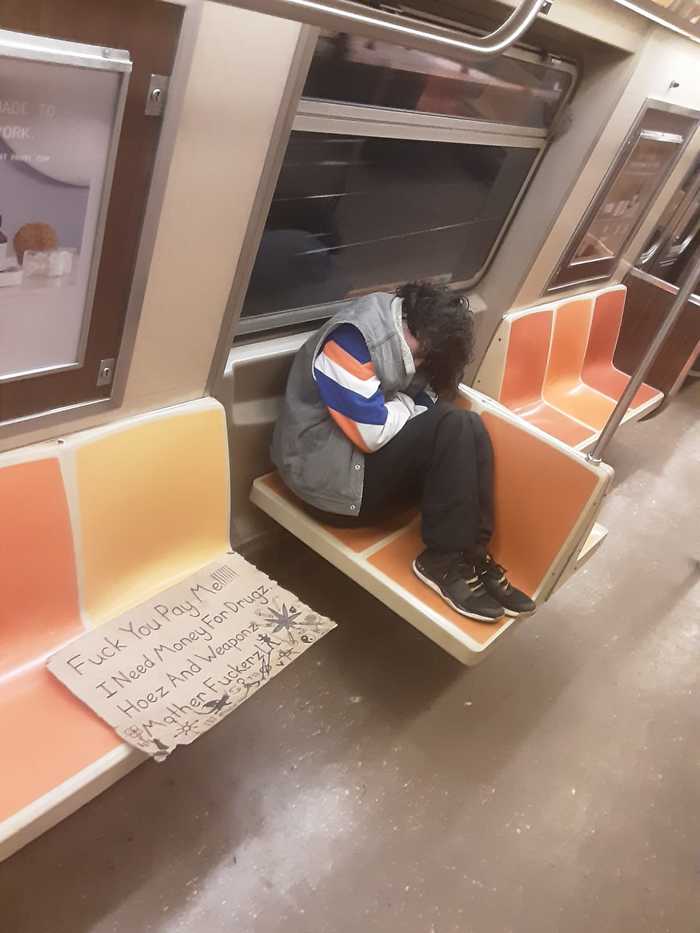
[242,132,536,319]
[570,135,684,264]
[549,107,699,290]
[637,155,700,289]
[303,33,571,129]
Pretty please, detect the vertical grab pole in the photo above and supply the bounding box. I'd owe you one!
[587,252,700,463]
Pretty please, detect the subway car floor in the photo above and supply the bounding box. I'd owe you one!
[2,382,699,933]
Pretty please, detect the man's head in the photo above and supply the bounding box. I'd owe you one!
[397,282,473,399]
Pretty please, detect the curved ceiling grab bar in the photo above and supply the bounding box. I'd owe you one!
[222,0,553,61]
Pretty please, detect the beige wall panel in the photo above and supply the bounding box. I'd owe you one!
[0,2,303,452]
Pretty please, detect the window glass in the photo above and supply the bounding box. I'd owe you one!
[303,32,572,129]
[637,155,700,289]
[569,134,685,265]
[241,132,537,320]
[549,105,699,291]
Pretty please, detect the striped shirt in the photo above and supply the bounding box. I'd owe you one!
[313,324,434,453]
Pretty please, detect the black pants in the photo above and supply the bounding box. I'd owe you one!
[320,404,495,559]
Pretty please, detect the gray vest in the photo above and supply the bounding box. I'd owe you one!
[271,293,417,515]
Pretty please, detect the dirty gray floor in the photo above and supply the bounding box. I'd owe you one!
[2,383,699,933]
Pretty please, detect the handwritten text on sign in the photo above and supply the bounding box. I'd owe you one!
[49,553,336,759]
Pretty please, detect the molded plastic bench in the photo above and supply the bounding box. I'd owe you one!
[0,398,230,862]
[251,385,613,666]
[475,285,663,450]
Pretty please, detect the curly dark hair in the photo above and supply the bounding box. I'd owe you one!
[396,282,473,399]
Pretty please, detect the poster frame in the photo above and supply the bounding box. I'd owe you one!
[0,28,131,385]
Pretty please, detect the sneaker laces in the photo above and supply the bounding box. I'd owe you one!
[446,555,487,595]
[481,554,512,592]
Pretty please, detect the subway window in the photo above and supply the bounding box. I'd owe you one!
[238,30,575,335]
[547,102,700,293]
[302,33,573,129]
[636,153,700,289]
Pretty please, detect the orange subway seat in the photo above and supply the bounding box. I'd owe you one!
[543,298,617,430]
[260,472,415,554]
[74,407,231,624]
[367,407,600,623]
[368,523,510,645]
[582,289,661,408]
[481,411,598,598]
[500,308,552,409]
[0,666,120,824]
[512,400,594,448]
[0,458,83,678]
[501,309,595,447]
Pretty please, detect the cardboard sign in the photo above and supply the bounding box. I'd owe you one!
[49,553,336,760]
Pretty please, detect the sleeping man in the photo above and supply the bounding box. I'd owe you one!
[272,282,535,622]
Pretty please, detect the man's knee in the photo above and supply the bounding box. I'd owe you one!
[433,406,491,449]
[436,405,483,428]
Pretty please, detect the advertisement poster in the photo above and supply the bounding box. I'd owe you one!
[0,51,123,381]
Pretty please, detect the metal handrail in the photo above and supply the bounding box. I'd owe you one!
[587,250,700,463]
[220,0,552,61]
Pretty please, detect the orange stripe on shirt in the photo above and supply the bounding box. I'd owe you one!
[322,340,376,381]
[328,407,371,453]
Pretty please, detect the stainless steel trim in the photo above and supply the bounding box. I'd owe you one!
[0,28,131,71]
[371,5,577,72]
[0,361,81,385]
[145,74,170,116]
[569,254,613,268]
[216,0,551,62]
[292,110,543,147]
[74,67,131,371]
[546,98,700,294]
[588,251,700,461]
[296,99,548,140]
[96,357,116,387]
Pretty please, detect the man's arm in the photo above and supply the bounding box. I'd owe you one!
[314,324,425,453]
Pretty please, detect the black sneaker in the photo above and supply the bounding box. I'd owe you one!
[413,549,505,623]
[477,554,536,617]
